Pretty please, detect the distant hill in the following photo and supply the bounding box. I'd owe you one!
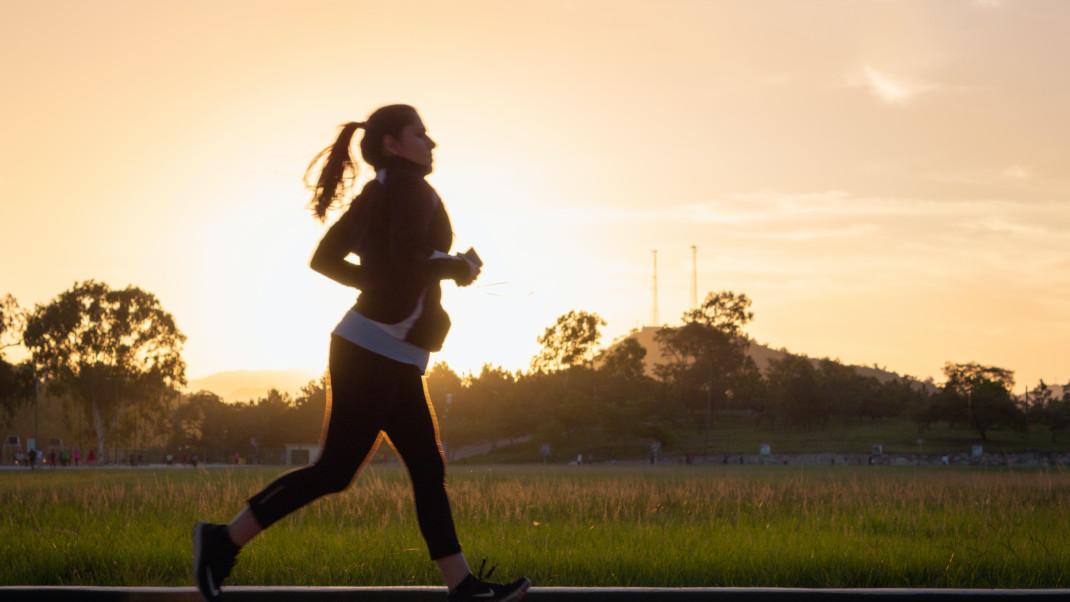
[186,369,322,404]
[621,326,922,386]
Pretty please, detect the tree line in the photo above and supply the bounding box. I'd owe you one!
[2,282,1069,463]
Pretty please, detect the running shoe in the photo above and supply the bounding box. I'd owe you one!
[447,558,530,602]
[193,521,241,601]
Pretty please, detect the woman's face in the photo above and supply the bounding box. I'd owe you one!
[383,115,436,167]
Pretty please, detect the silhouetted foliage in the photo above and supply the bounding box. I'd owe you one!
[0,294,35,424]
[0,359,34,427]
[11,282,1037,462]
[933,362,1025,441]
[681,291,754,337]
[531,310,606,373]
[654,321,755,423]
[23,280,187,461]
[1026,379,1070,442]
[766,353,827,429]
[596,337,647,382]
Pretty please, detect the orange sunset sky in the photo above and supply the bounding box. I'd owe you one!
[1,0,1067,391]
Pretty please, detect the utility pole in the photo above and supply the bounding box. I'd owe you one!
[33,362,39,470]
[651,249,659,327]
[967,388,973,432]
[705,383,712,455]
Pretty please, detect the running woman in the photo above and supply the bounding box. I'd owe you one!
[193,104,530,602]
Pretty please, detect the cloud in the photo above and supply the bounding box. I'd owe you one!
[966,215,1046,236]
[1002,165,1030,180]
[855,65,937,105]
[528,190,1070,248]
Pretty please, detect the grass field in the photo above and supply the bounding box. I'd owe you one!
[2,464,1068,588]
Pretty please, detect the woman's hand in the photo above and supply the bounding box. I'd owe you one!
[454,254,481,286]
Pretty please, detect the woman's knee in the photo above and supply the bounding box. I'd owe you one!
[407,454,446,487]
[312,457,359,493]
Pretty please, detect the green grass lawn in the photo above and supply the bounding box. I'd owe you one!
[2,464,1067,588]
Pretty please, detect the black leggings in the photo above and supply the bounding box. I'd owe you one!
[246,334,461,560]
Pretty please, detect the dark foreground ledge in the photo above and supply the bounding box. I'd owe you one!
[1,587,1068,601]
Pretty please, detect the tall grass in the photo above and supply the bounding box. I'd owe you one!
[1,465,1067,587]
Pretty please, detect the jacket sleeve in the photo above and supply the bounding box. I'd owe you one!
[387,176,470,283]
[309,209,369,288]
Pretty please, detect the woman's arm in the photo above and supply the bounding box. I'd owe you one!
[310,210,368,288]
[388,176,473,284]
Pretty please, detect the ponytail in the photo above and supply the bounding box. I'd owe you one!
[304,105,419,222]
[304,121,364,221]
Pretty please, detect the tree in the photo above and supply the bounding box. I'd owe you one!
[170,390,226,453]
[254,388,297,449]
[0,359,34,427]
[816,358,866,420]
[938,362,1023,441]
[596,337,647,382]
[23,280,187,462]
[530,310,606,373]
[0,294,35,424]
[472,364,527,441]
[765,353,827,428]
[1031,380,1070,442]
[866,376,916,422]
[654,320,753,421]
[592,336,660,438]
[290,376,328,444]
[426,361,463,421]
[0,294,27,357]
[942,362,1015,396]
[681,291,754,337]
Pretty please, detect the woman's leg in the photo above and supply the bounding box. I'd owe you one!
[382,367,468,588]
[239,336,401,540]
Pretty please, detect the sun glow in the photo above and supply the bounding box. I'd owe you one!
[3,1,1068,388]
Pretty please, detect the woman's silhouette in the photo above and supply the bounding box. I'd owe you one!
[193,104,530,602]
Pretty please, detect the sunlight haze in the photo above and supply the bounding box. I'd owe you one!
[1,0,1067,391]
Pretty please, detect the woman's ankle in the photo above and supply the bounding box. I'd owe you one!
[221,525,243,549]
[226,506,263,547]
[435,552,471,590]
[449,573,476,592]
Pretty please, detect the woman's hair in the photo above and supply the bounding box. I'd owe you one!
[304,104,419,221]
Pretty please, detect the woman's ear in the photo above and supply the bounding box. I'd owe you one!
[382,133,399,157]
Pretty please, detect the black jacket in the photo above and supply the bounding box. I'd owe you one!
[310,155,469,351]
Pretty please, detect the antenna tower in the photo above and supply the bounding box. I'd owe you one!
[691,244,698,310]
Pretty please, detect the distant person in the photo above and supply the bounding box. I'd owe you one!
[27,449,36,470]
[73,449,80,467]
[49,450,57,469]
[192,105,528,602]
[87,449,95,465]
